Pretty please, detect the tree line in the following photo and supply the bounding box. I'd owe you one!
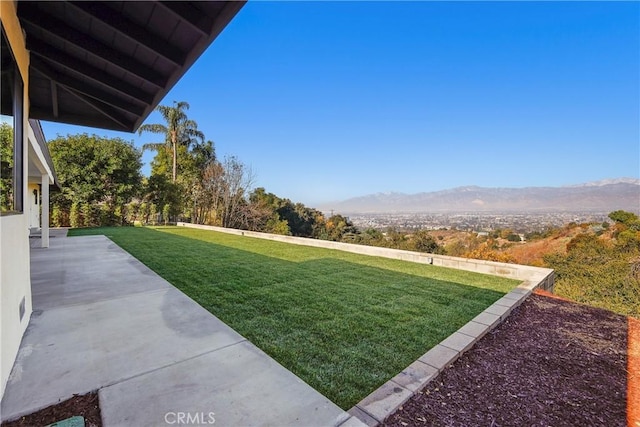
[47,100,447,254]
[47,107,640,317]
[46,102,353,241]
[45,101,640,316]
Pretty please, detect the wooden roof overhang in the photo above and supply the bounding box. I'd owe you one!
[17,1,245,132]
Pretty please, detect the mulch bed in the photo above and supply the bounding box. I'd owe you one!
[1,392,101,427]
[384,293,629,427]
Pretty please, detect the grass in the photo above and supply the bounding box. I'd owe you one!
[69,226,519,409]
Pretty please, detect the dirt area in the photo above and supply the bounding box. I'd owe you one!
[384,293,630,427]
[1,392,101,427]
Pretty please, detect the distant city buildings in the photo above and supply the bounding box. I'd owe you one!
[347,211,612,233]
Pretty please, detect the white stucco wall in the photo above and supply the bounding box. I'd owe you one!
[1,0,34,400]
[0,214,32,398]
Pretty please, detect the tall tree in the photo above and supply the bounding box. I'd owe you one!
[48,134,142,226]
[138,101,204,182]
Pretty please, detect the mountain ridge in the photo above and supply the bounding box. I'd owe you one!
[320,178,640,214]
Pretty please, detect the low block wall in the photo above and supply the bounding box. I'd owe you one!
[176,222,555,291]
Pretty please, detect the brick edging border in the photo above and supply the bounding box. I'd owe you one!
[347,277,553,426]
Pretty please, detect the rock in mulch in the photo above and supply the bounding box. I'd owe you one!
[1,392,101,427]
[384,294,628,427]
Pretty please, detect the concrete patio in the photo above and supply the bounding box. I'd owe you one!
[1,230,363,426]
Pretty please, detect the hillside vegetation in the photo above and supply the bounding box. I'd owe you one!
[427,211,639,317]
[296,210,639,317]
[45,102,637,317]
[542,212,639,317]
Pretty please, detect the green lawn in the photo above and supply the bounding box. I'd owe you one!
[69,226,518,409]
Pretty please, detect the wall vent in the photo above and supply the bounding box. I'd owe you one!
[19,297,25,321]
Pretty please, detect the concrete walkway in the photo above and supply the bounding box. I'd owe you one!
[2,232,362,426]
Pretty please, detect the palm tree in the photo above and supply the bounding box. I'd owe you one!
[138,101,204,182]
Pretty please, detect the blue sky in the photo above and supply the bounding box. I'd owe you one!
[41,1,640,206]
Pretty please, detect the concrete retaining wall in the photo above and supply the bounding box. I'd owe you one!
[176,222,555,291]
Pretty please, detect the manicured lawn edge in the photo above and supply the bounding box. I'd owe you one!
[68,226,553,411]
[177,222,555,286]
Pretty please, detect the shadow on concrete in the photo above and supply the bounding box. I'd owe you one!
[71,226,511,409]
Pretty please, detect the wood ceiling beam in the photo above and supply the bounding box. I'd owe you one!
[30,65,131,131]
[30,107,131,132]
[27,37,154,106]
[66,1,185,67]
[19,3,167,88]
[158,2,212,37]
[67,92,131,132]
[30,58,145,119]
[50,80,58,119]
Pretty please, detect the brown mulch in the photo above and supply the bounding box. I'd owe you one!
[1,392,101,427]
[384,293,629,427]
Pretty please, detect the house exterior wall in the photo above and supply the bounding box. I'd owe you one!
[27,121,55,247]
[0,216,32,398]
[1,0,33,399]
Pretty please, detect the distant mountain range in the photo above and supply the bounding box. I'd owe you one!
[320,178,640,214]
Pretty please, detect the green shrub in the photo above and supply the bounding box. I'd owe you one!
[149,203,157,225]
[70,202,82,228]
[82,203,96,227]
[99,204,112,226]
[545,232,640,317]
[139,202,149,224]
[51,205,64,227]
[114,205,124,226]
[126,201,139,223]
[162,204,171,225]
